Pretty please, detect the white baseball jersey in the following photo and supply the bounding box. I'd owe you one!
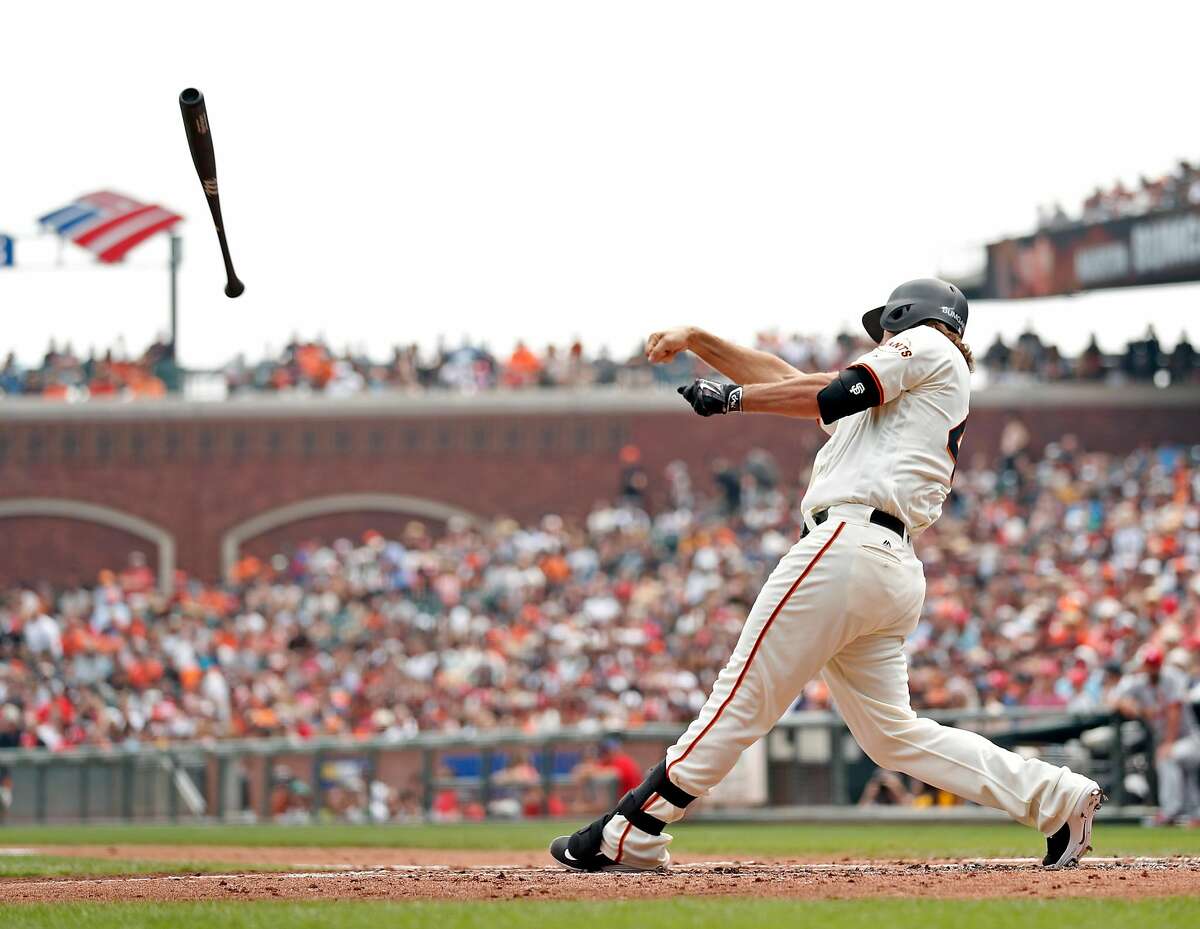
[1113,667,1200,742]
[599,322,1096,872]
[803,325,970,536]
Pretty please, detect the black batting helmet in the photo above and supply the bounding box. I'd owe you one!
[861,278,968,344]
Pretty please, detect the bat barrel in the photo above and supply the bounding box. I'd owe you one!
[180,86,244,298]
[180,88,217,181]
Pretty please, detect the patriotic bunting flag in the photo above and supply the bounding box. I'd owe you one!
[38,190,182,263]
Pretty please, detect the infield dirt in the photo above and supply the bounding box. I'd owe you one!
[3,848,1198,903]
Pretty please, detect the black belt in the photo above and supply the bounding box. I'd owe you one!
[801,507,908,542]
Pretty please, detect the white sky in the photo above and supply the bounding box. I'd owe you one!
[2,0,1198,368]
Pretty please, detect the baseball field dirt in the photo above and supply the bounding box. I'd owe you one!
[3,850,1199,903]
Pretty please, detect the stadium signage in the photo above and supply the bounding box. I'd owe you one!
[985,205,1200,298]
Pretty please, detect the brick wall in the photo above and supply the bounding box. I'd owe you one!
[0,517,155,589]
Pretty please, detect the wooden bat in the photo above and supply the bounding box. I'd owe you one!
[179,88,244,298]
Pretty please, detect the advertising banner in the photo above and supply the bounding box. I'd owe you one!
[986,206,1200,298]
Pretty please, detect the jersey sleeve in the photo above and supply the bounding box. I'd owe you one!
[849,327,945,404]
[1161,669,1187,704]
[1110,676,1137,704]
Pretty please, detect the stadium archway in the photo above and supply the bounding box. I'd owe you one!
[220,493,479,577]
[0,498,176,593]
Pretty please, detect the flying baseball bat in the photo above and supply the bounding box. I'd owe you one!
[179,87,244,298]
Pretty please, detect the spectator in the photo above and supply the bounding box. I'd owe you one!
[1123,327,1163,381]
[858,769,916,806]
[521,785,566,818]
[504,341,542,388]
[1078,335,1105,381]
[1170,334,1196,384]
[0,703,19,819]
[983,335,1011,373]
[712,459,742,515]
[431,763,464,822]
[494,750,541,790]
[1112,648,1200,825]
[592,738,644,796]
[618,445,649,506]
[21,594,62,661]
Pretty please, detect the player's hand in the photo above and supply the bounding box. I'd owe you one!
[678,379,742,416]
[646,328,692,364]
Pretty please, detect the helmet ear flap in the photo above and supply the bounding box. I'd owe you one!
[862,307,886,343]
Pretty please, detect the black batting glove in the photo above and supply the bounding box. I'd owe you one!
[677,379,743,416]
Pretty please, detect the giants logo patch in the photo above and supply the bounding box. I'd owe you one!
[849,382,865,395]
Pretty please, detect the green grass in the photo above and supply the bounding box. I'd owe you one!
[3,899,1200,929]
[0,855,285,878]
[3,820,1200,859]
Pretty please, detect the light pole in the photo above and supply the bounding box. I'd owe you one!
[169,233,182,358]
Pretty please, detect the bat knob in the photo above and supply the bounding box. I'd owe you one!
[225,279,245,299]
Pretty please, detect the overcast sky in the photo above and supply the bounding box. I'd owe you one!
[2,1,1197,367]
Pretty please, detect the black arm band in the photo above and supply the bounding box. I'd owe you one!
[816,365,882,423]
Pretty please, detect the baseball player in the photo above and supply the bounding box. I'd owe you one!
[551,278,1103,872]
[1111,647,1200,824]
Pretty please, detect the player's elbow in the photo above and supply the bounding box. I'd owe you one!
[816,366,883,423]
[790,374,835,415]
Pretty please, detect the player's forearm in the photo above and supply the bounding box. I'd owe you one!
[686,327,801,384]
[740,373,837,418]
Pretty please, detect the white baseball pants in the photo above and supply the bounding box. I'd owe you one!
[603,504,1097,868]
[1158,734,1200,820]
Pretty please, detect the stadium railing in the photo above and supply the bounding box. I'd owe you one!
[0,708,1144,825]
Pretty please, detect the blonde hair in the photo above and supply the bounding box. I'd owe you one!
[923,320,975,372]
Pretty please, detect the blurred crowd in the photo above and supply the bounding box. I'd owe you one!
[221,339,632,395]
[0,339,181,400]
[2,433,1198,759]
[1036,158,1200,230]
[4,327,1198,401]
[0,334,864,400]
[3,430,1200,820]
[980,327,1199,386]
[906,429,1199,718]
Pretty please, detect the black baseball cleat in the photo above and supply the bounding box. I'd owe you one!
[549,835,646,873]
[1042,785,1105,869]
[549,813,657,873]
